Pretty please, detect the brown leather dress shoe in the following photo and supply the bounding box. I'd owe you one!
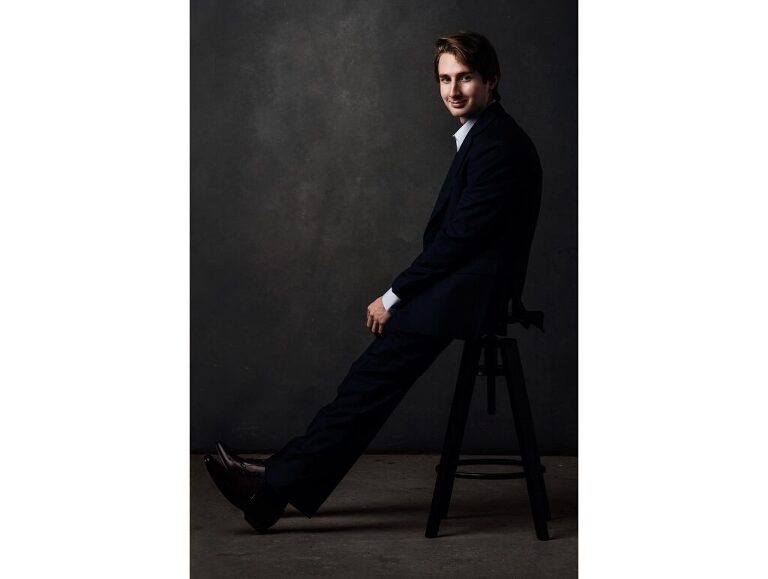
[203,455,286,533]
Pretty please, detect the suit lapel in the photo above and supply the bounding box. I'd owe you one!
[427,138,472,223]
[426,102,503,224]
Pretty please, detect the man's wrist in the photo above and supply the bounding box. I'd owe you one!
[381,288,401,311]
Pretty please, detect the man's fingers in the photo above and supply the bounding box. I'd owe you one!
[366,302,391,333]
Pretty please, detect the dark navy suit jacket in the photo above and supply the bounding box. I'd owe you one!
[385,101,542,340]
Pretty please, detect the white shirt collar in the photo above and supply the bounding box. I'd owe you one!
[453,118,477,151]
[452,100,496,151]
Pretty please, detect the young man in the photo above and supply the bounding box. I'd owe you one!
[204,31,542,533]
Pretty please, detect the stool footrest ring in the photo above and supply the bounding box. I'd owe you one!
[434,458,547,480]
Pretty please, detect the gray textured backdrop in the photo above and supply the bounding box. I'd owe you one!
[191,0,577,454]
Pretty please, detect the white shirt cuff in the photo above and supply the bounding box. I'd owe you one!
[382,288,401,311]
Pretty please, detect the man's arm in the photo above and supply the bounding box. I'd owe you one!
[389,140,518,301]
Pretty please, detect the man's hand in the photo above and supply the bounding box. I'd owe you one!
[366,296,391,335]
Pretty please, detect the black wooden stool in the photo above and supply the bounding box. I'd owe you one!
[425,309,551,540]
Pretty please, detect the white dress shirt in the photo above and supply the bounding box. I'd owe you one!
[381,113,483,311]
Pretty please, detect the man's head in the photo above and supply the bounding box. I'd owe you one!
[434,32,501,123]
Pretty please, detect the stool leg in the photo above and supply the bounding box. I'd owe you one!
[500,338,551,541]
[485,340,497,415]
[425,340,481,538]
[436,341,483,520]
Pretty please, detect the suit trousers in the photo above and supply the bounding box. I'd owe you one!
[264,328,454,518]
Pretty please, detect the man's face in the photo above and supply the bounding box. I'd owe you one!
[438,52,496,124]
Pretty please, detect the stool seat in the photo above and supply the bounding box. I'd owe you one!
[425,306,551,541]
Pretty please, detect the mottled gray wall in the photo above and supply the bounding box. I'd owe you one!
[191,0,577,454]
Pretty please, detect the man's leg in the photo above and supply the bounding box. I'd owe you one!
[264,328,453,518]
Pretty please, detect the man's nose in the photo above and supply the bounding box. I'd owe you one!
[449,81,461,96]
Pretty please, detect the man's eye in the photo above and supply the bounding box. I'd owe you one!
[462,76,472,81]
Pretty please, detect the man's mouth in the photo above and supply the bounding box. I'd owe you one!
[450,100,466,108]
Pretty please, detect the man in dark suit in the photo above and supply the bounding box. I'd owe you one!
[204,31,542,533]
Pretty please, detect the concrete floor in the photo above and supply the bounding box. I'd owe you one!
[191,454,577,578]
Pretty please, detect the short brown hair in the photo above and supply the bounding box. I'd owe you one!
[433,31,501,102]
